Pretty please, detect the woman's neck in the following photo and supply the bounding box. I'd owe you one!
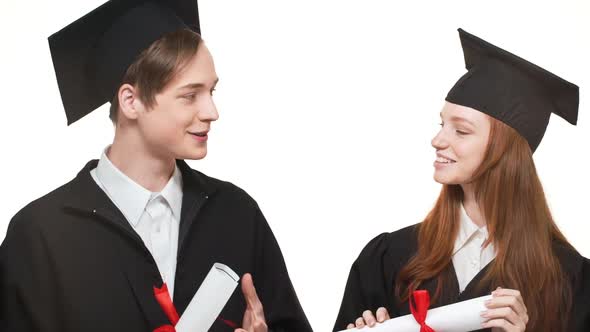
[461,183,486,227]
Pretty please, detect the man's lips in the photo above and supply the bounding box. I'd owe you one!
[188,130,208,136]
[189,130,209,142]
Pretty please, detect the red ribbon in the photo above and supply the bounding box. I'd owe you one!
[219,317,238,329]
[152,283,238,332]
[153,283,180,326]
[409,290,435,332]
[153,325,176,332]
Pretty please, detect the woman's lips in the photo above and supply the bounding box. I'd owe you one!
[434,155,456,168]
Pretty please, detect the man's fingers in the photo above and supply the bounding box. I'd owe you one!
[241,273,263,312]
[346,323,355,329]
[252,319,268,332]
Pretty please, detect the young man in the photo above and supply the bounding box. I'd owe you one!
[0,1,312,331]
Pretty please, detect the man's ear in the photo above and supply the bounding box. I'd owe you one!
[118,83,142,121]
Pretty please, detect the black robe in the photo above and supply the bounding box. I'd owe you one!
[333,224,590,332]
[1,159,312,332]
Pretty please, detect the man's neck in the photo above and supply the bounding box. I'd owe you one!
[107,133,176,193]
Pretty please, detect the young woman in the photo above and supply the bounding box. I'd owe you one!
[333,29,590,332]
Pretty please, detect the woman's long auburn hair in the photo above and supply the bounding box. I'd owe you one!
[395,116,573,331]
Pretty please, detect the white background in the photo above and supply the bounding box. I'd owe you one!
[1,1,589,331]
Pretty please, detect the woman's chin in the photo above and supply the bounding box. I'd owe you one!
[433,172,459,185]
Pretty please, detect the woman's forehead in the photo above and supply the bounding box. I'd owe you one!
[441,102,488,124]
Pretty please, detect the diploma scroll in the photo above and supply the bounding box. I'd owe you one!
[175,263,240,332]
[339,295,492,332]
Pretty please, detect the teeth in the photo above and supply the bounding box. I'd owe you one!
[436,156,454,163]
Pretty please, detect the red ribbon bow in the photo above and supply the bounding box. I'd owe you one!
[151,282,238,332]
[409,290,436,332]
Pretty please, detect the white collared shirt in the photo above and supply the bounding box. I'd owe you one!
[90,147,183,299]
[452,204,496,292]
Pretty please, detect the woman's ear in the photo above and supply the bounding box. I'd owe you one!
[117,83,142,121]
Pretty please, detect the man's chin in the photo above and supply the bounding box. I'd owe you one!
[179,149,207,161]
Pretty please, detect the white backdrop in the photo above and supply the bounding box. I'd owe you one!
[1,1,589,331]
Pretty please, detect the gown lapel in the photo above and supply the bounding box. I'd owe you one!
[62,160,173,328]
[125,261,172,329]
[397,259,495,316]
[456,259,495,301]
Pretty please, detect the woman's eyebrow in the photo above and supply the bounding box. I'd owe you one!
[441,112,476,127]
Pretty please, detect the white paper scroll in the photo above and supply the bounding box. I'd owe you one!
[175,263,240,332]
[339,295,492,332]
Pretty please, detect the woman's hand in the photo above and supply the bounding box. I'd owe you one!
[481,287,529,331]
[346,307,390,329]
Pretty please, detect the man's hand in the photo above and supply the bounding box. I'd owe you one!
[235,273,267,332]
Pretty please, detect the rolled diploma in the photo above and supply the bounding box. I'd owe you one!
[339,295,492,332]
[175,263,240,332]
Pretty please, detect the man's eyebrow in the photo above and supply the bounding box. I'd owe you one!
[178,78,219,90]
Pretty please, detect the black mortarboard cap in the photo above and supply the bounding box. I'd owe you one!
[48,0,200,125]
[446,28,579,152]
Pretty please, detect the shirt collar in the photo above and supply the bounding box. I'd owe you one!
[95,147,183,226]
[158,164,183,220]
[453,203,489,254]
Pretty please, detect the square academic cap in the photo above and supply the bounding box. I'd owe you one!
[48,0,200,125]
[446,28,579,152]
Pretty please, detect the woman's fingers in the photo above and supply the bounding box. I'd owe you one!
[355,317,365,328]
[376,307,390,322]
[348,308,390,329]
[362,310,377,327]
[481,307,522,327]
[486,291,526,317]
[481,287,528,331]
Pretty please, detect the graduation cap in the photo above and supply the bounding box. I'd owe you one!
[446,28,579,152]
[48,0,200,125]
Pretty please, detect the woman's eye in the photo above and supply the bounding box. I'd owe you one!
[183,94,196,101]
[456,130,469,135]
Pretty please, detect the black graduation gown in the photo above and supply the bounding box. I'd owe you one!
[333,224,590,332]
[0,159,312,332]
